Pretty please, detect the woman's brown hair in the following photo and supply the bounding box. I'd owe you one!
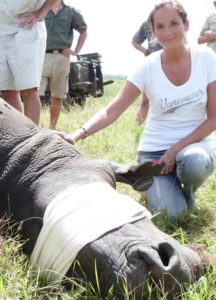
[148,0,188,29]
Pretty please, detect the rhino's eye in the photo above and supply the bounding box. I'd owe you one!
[0,110,2,114]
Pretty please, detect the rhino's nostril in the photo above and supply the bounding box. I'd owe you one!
[158,242,175,267]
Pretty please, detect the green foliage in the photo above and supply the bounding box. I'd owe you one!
[104,74,127,81]
[1,80,216,299]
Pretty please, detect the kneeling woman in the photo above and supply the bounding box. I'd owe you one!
[59,0,216,218]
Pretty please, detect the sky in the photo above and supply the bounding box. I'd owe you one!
[66,0,214,75]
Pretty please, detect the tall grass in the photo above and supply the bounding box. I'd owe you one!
[0,80,216,299]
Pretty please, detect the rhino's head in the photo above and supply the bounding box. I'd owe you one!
[0,98,202,298]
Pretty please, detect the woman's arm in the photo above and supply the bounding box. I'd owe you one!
[58,81,141,144]
[159,81,216,174]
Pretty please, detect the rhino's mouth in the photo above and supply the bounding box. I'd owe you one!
[30,181,150,281]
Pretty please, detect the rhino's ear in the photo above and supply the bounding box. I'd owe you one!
[110,161,163,192]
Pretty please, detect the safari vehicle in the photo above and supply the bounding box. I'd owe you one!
[41,52,113,109]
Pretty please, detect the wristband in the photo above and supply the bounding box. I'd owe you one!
[80,126,88,138]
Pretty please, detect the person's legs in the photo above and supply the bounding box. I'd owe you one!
[39,54,64,129]
[138,151,188,217]
[1,90,23,112]
[5,22,46,125]
[49,54,70,129]
[146,174,188,216]
[138,143,216,216]
[50,96,63,129]
[20,88,41,125]
[176,142,216,209]
[0,35,23,112]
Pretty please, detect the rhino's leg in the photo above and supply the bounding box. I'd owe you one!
[69,217,201,298]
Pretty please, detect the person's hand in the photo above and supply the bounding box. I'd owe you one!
[136,100,149,125]
[204,30,216,42]
[56,131,76,145]
[19,11,39,29]
[143,48,148,56]
[62,48,77,56]
[158,146,179,175]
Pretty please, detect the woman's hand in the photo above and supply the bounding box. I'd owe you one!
[159,145,179,175]
[56,131,76,145]
[55,127,87,145]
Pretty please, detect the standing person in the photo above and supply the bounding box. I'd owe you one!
[58,0,216,219]
[39,0,87,130]
[132,20,162,124]
[0,0,58,125]
[198,0,216,53]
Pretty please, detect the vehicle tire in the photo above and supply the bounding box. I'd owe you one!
[95,64,104,97]
[63,93,75,111]
[88,62,97,97]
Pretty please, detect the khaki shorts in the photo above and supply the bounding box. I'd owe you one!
[39,53,70,99]
[0,22,46,91]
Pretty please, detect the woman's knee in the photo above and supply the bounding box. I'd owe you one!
[146,175,188,217]
[176,144,215,184]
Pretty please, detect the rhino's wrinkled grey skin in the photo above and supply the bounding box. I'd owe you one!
[0,98,201,298]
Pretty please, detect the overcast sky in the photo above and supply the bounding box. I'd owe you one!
[66,0,214,75]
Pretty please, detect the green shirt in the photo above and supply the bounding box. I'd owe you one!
[132,21,162,55]
[45,3,87,50]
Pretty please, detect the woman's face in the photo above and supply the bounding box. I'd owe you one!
[152,6,189,50]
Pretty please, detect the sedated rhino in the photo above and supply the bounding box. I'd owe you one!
[0,98,202,298]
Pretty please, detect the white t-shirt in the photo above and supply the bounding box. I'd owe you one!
[128,46,216,152]
[0,0,45,35]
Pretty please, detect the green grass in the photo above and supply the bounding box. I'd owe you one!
[1,80,216,299]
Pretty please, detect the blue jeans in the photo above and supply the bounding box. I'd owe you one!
[138,142,216,217]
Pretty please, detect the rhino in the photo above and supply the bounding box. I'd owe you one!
[0,98,202,298]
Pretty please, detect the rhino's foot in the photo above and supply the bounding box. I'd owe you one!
[66,217,202,298]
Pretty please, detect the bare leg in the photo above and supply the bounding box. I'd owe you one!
[1,90,23,112]
[20,88,41,125]
[50,96,63,130]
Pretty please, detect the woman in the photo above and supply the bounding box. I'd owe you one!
[60,1,216,218]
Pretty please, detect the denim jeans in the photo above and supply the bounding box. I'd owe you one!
[138,142,216,217]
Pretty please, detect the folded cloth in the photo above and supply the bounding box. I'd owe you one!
[30,181,150,281]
